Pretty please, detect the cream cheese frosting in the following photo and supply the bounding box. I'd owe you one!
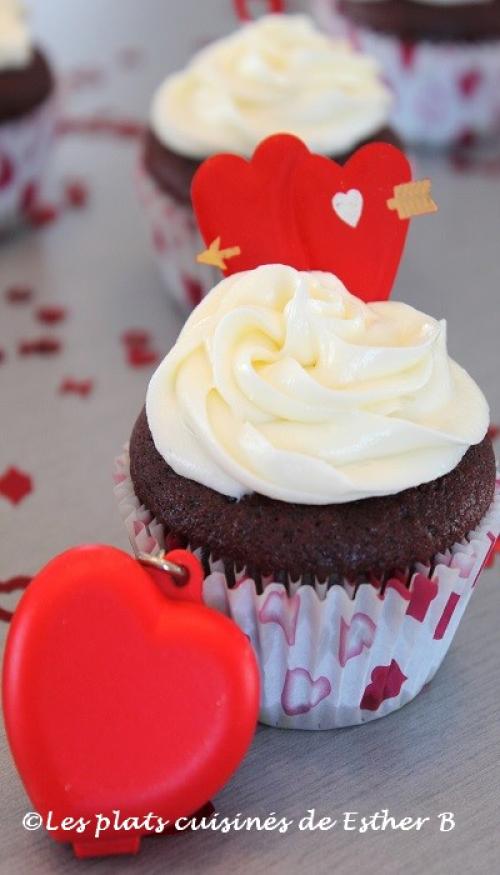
[146,265,489,505]
[0,0,31,71]
[150,15,392,160]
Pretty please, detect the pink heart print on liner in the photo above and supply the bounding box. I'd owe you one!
[259,590,300,646]
[338,613,376,667]
[281,668,332,717]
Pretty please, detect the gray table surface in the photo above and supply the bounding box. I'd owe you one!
[1,2,499,873]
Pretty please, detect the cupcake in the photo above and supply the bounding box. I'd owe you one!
[119,133,499,729]
[116,262,498,729]
[0,0,56,231]
[313,0,500,147]
[138,13,397,309]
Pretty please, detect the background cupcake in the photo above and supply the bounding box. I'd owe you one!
[138,14,396,310]
[116,264,499,730]
[313,0,500,147]
[0,0,56,231]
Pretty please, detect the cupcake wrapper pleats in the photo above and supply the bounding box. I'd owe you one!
[313,0,500,147]
[0,95,58,231]
[114,447,500,729]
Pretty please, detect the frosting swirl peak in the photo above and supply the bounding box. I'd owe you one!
[151,14,392,159]
[146,266,489,504]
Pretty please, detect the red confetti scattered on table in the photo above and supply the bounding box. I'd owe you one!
[5,285,33,304]
[64,179,89,208]
[18,337,62,356]
[121,329,152,347]
[0,576,32,623]
[182,275,204,308]
[126,345,159,368]
[0,349,4,363]
[121,328,159,368]
[26,203,60,228]
[488,424,499,442]
[59,378,94,398]
[36,306,67,325]
[0,467,33,505]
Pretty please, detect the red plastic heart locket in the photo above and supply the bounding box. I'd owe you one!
[2,545,260,858]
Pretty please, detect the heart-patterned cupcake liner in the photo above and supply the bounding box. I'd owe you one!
[136,162,217,311]
[313,0,500,147]
[0,95,58,232]
[114,447,500,730]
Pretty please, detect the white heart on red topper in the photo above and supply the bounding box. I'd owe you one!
[332,188,363,228]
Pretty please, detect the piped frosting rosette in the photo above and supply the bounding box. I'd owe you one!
[146,266,488,505]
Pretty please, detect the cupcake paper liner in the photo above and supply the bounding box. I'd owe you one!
[0,96,58,231]
[136,162,218,310]
[313,0,500,147]
[114,447,500,730]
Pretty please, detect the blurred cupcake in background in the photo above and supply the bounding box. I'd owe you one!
[0,0,56,231]
[137,14,396,310]
[313,0,500,148]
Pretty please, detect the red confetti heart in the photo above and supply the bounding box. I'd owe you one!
[59,378,94,398]
[64,179,89,208]
[127,346,159,368]
[487,424,500,442]
[360,659,407,711]
[26,203,59,228]
[0,467,33,505]
[18,337,62,356]
[5,285,33,304]
[182,275,204,308]
[0,349,5,363]
[36,306,67,325]
[0,576,32,623]
[121,329,152,347]
[192,134,412,302]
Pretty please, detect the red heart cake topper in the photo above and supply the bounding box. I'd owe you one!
[3,546,259,858]
[192,134,437,302]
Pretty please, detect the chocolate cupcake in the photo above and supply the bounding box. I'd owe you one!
[137,14,397,309]
[116,265,499,729]
[313,0,500,146]
[0,0,56,230]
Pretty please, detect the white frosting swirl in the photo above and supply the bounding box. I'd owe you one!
[0,0,31,71]
[146,265,489,505]
[151,15,392,160]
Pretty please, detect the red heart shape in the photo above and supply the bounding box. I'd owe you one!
[192,134,412,301]
[193,135,308,275]
[3,546,259,857]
